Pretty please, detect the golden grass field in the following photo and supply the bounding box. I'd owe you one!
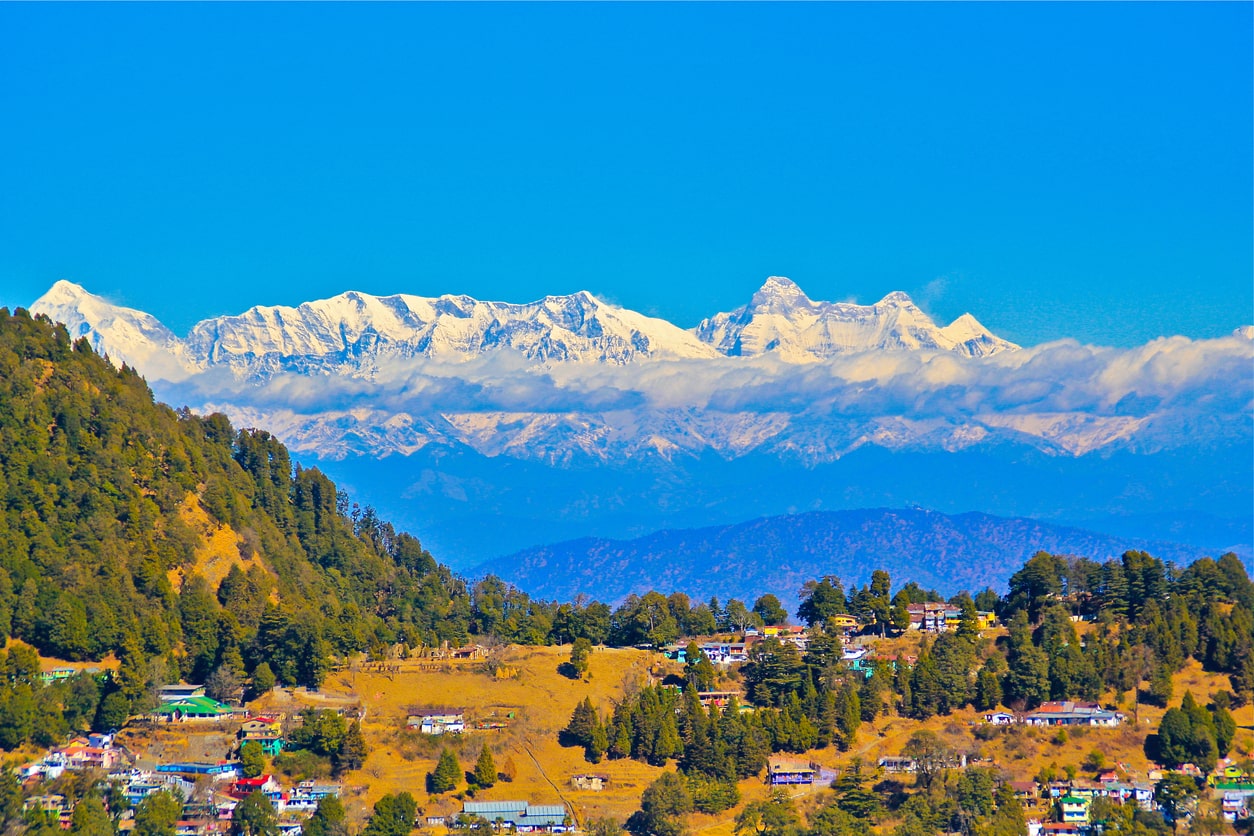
[242,640,1252,831]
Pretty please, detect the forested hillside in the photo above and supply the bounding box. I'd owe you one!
[0,309,497,729]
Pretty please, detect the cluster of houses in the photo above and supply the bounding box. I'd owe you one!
[904,603,997,633]
[405,706,517,735]
[22,758,342,836]
[983,701,1125,728]
[873,757,1253,832]
[19,733,130,781]
[18,678,353,836]
[1026,767,1254,832]
[406,707,467,735]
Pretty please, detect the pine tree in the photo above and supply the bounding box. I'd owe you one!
[564,697,598,747]
[473,744,497,788]
[589,716,609,764]
[427,748,461,793]
[501,755,518,782]
[335,720,368,774]
[570,637,592,677]
[831,758,879,820]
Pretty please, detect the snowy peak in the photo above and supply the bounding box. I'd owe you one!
[748,276,813,313]
[1234,325,1254,340]
[30,281,191,380]
[693,278,1017,360]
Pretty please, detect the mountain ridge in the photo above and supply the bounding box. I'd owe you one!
[31,277,1019,383]
[473,506,1224,605]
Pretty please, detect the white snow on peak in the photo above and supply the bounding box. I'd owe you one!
[30,281,192,381]
[182,287,718,370]
[28,276,1020,386]
[693,277,1018,360]
[748,276,813,313]
[31,282,723,381]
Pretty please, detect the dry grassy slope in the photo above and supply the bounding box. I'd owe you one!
[166,494,267,594]
[824,658,1252,814]
[251,644,1253,831]
[280,645,677,827]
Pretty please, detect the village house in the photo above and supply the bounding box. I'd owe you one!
[1057,795,1090,825]
[906,603,961,633]
[461,800,570,832]
[280,781,342,814]
[1100,782,1155,809]
[156,762,241,782]
[160,683,207,701]
[696,691,740,709]
[24,795,75,830]
[407,707,466,735]
[152,695,235,723]
[1008,781,1038,803]
[1221,791,1252,823]
[1023,701,1123,727]
[570,774,609,791]
[877,756,917,774]
[229,774,282,801]
[240,715,286,755]
[1036,823,1084,836]
[829,614,861,635]
[767,756,821,786]
[59,737,127,770]
[664,641,750,665]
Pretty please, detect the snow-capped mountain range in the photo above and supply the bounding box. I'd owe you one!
[22,277,1254,568]
[31,276,1015,380]
[26,277,1253,466]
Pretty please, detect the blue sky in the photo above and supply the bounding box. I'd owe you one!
[1,2,1250,346]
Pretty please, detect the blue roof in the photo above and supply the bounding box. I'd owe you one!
[462,801,566,825]
[527,807,566,817]
[464,802,528,814]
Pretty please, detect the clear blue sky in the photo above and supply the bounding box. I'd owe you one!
[1,2,1250,346]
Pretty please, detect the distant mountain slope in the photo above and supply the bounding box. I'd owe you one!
[476,508,1214,605]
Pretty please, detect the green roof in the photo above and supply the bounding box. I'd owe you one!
[156,696,232,714]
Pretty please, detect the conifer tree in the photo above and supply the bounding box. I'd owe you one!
[427,748,461,793]
[335,720,368,775]
[564,697,598,748]
[473,744,497,788]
